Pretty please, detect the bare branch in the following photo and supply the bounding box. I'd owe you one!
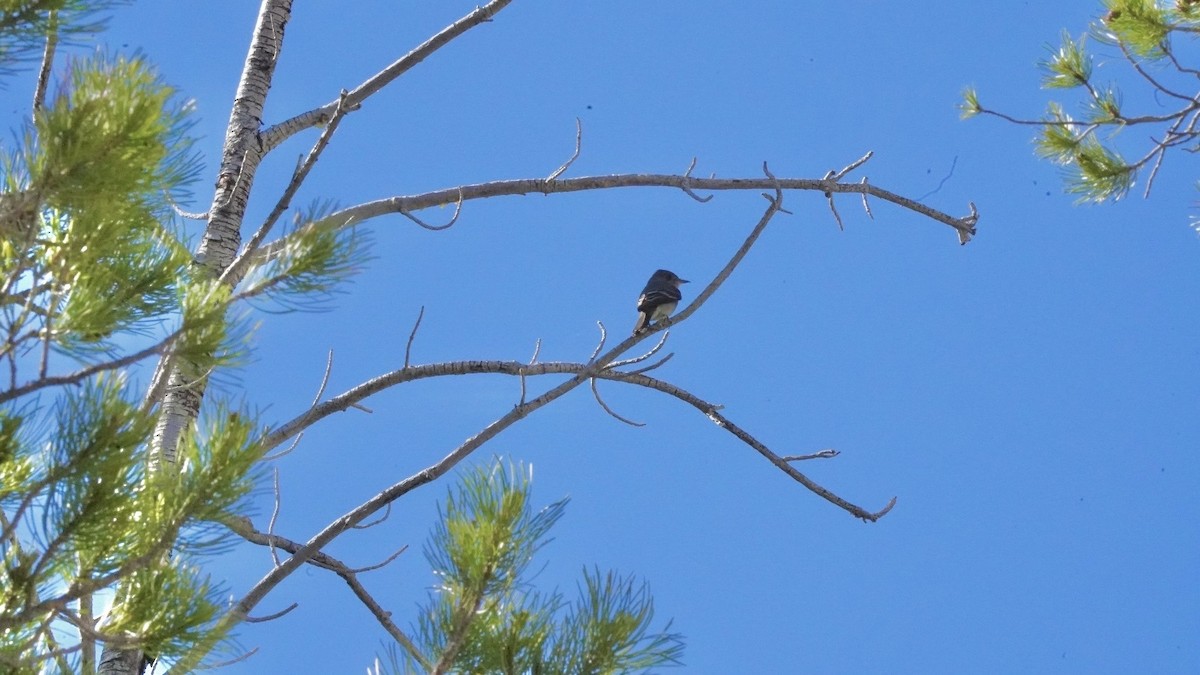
[340,569,429,670]
[627,352,674,375]
[245,604,297,624]
[860,177,875,220]
[268,468,282,567]
[1,331,180,405]
[344,544,408,575]
[404,307,425,368]
[351,502,392,530]
[820,153,877,230]
[546,118,583,181]
[31,11,57,112]
[227,188,787,632]
[262,350,332,462]
[194,647,260,670]
[782,449,840,461]
[518,338,541,406]
[312,349,334,405]
[260,432,303,462]
[590,377,645,427]
[222,507,430,671]
[606,370,893,520]
[608,333,669,369]
[164,190,209,221]
[261,0,517,153]
[275,168,977,244]
[1117,40,1195,102]
[588,321,607,362]
[528,338,542,365]
[221,89,355,288]
[1144,142,1169,199]
[399,188,463,231]
[680,157,714,203]
[825,179,844,231]
[832,150,873,180]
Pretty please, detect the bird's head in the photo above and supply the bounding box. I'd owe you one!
[653,269,689,287]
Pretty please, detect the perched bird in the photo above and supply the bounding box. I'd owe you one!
[632,269,689,335]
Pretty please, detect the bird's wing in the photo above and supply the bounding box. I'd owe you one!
[636,287,682,312]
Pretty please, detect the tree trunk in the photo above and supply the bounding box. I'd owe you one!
[99,2,293,672]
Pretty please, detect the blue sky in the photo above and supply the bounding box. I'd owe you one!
[12,1,1200,672]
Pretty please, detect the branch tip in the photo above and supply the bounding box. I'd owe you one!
[545,117,583,182]
[680,157,714,202]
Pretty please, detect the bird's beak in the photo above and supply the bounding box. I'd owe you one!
[679,278,690,284]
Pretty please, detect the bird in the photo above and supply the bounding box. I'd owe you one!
[632,269,689,335]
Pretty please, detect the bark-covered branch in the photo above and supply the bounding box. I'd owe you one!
[177,179,790,670]
[260,0,515,154]
[224,516,424,666]
[254,164,978,269]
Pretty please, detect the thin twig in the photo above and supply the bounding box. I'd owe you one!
[313,349,334,405]
[917,156,958,202]
[627,352,674,375]
[782,449,840,461]
[399,188,463,231]
[826,189,844,230]
[832,151,874,180]
[245,604,297,623]
[193,647,260,670]
[260,0,517,154]
[608,334,669,369]
[1,330,181,405]
[546,117,583,181]
[859,177,874,220]
[1144,143,1168,199]
[588,321,607,362]
[351,502,391,530]
[221,89,354,288]
[404,307,424,368]
[261,432,304,462]
[518,338,542,406]
[164,190,209,221]
[528,338,542,365]
[224,515,428,669]
[680,157,714,202]
[590,377,645,427]
[344,544,408,574]
[268,469,282,567]
[262,350,333,461]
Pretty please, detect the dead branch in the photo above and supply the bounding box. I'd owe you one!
[590,377,645,427]
[221,89,355,289]
[227,186,788,631]
[260,0,516,154]
[783,449,840,461]
[546,118,583,181]
[399,188,463,231]
[225,512,427,668]
[404,307,425,368]
[252,163,978,266]
[245,604,297,624]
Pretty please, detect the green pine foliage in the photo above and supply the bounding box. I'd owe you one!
[390,460,684,674]
[0,1,127,81]
[5,4,683,672]
[0,4,367,671]
[965,0,1200,204]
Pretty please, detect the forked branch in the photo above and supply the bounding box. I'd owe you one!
[218,183,792,642]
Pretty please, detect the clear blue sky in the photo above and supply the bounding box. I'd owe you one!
[16,1,1200,672]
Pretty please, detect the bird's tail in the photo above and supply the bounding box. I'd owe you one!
[632,312,648,335]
